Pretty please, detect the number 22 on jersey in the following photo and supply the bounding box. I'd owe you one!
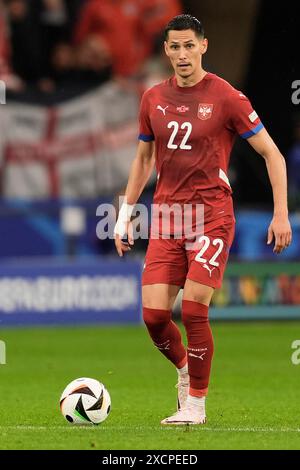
[167,121,192,150]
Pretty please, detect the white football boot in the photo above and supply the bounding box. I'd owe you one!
[176,376,189,411]
[161,400,206,426]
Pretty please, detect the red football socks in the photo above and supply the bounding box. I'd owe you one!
[143,307,186,369]
[182,300,214,397]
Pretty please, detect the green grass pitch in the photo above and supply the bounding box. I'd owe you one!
[0,321,300,450]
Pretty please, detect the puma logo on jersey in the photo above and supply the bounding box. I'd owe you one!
[203,264,216,278]
[157,105,169,116]
[188,352,206,360]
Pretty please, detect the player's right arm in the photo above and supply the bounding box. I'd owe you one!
[114,140,155,257]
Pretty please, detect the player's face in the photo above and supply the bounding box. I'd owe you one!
[164,29,208,80]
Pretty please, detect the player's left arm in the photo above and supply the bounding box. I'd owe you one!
[247,128,292,254]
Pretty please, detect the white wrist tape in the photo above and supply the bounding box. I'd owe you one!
[114,203,135,238]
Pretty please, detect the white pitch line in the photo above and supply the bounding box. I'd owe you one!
[200,427,300,433]
[0,426,300,433]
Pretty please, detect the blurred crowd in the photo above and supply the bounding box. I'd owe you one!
[0,0,182,93]
[288,115,300,209]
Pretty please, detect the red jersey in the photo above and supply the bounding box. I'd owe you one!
[139,73,264,225]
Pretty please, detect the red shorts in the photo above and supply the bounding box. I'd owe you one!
[142,216,236,289]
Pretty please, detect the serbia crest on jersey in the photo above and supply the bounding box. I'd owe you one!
[198,103,214,120]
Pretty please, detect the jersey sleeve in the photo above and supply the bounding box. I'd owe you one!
[138,90,155,142]
[226,88,264,139]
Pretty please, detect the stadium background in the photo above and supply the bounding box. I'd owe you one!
[0,0,300,451]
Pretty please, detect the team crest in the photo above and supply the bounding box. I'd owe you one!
[198,103,214,120]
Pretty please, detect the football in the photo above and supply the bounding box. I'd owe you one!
[60,377,111,425]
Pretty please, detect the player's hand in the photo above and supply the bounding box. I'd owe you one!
[267,215,292,254]
[114,222,134,257]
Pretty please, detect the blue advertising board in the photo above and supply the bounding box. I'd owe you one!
[0,259,142,326]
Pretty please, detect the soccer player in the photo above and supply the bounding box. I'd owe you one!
[114,15,292,425]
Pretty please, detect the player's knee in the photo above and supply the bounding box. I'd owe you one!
[183,281,214,306]
[143,307,171,328]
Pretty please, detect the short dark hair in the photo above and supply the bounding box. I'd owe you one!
[164,14,205,41]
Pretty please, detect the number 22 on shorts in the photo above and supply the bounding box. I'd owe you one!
[194,236,224,267]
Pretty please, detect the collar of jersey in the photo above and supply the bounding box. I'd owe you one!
[172,73,212,93]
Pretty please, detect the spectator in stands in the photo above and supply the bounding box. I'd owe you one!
[38,0,71,91]
[74,0,182,79]
[3,0,182,91]
[51,41,75,80]
[4,0,83,91]
[74,0,137,79]
[4,0,53,90]
[0,0,24,90]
